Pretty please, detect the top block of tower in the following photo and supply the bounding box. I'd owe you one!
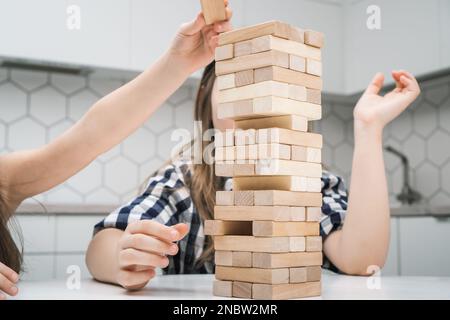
[218,21,324,48]
[200,0,227,25]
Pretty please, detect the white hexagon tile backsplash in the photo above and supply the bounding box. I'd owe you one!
[1,67,450,209]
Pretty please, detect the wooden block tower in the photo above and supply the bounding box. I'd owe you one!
[206,21,325,300]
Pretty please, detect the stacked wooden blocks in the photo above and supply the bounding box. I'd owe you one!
[206,21,324,300]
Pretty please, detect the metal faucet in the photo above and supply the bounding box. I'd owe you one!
[384,146,422,205]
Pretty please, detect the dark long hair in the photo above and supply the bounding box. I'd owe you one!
[0,192,23,273]
[189,62,225,265]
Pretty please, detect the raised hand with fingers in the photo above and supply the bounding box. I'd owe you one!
[169,0,232,73]
[0,262,19,300]
[353,70,421,131]
[116,220,189,290]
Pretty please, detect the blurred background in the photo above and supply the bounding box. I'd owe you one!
[0,0,449,280]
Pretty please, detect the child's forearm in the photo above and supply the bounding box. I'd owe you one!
[324,123,390,275]
[6,52,191,200]
[86,228,124,285]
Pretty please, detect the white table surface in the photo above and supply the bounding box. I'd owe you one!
[11,271,450,300]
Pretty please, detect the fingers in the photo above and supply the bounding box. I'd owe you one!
[117,268,155,290]
[127,220,182,242]
[179,12,206,36]
[172,223,190,239]
[392,70,421,94]
[0,262,19,283]
[0,273,18,297]
[119,248,169,269]
[364,72,385,95]
[121,233,179,255]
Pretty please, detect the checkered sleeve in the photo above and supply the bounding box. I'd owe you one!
[93,160,193,234]
[320,171,348,238]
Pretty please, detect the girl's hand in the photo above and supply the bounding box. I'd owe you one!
[0,262,19,300]
[353,70,421,132]
[168,0,232,74]
[115,221,189,290]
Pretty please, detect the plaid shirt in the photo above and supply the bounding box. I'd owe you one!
[94,159,348,274]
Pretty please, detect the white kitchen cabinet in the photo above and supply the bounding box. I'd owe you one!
[241,0,344,94]
[55,215,105,252]
[382,218,400,276]
[399,217,450,276]
[0,0,130,70]
[344,0,441,94]
[130,0,245,72]
[439,0,450,69]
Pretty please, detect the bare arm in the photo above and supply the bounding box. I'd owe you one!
[323,71,421,275]
[0,10,232,205]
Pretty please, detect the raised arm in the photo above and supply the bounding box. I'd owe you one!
[0,9,232,206]
[323,71,421,275]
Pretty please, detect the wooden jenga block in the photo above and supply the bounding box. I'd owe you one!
[253,221,320,237]
[218,96,321,121]
[235,115,308,132]
[215,251,233,266]
[215,251,253,267]
[257,144,291,160]
[306,88,322,105]
[234,40,253,57]
[215,44,234,61]
[291,146,322,163]
[204,220,252,236]
[289,55,306,72]
[254,190,322,207]
[306,236,323,252]
[232,251,252,267]
[214,236,307,253]
[255,159,322,177]
[213,280,233,297]
[252,282,321,300]
[235,129,256,145]
[288,26,304,43]
[214,206,291,222]
[289,237,306,251]
[216,160,322,178]
[218,99,253,119]
[224,130,235,146]
[218,21,292,46]
[288,84,307,101]
[219,81,297,104]
[306,59,322,76]
[305,30,325,48]
[234,191,254,206]
[215,146,235,161]
[215,147,225,161]
[256,128,323,148]
[306,266,322,282]
[234,176,321,192]
[215,131,224,147]
[250,35,321,61]
[233,281,252,298]
[200,0,227,25]
[252,251,323,268]
[306,207,322,222]
[254,66,322,90]
[216,266,289,284]
[215,50,289,76]
[214,162,233,177]
[289,267,307,283]
[217,74,235,90]
[235,70,254,87]
[290,207,306,221]
[216,190,234,205]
